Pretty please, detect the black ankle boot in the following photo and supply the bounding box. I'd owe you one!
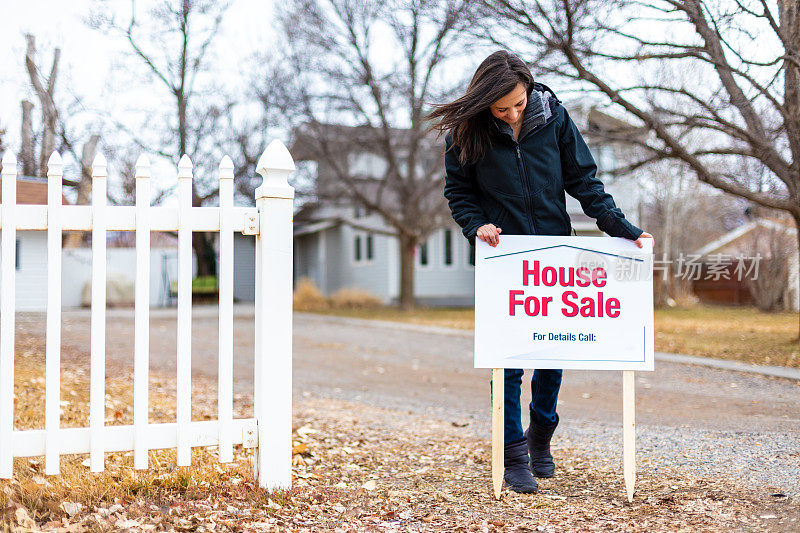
[525,414,558,478]
[503,439,539,493]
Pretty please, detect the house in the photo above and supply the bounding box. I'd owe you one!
[61,231,181,308]
[0,174,197,310]
[288,100,648,306]
[690,215,798,310]
[0,176,64,310]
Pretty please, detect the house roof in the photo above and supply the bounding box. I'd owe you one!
[692,217,796,257]
[294,219,340,237]
[288,121,445,162]
[0,176,70,205]
[586,108,648,139]
[289,105,645,162]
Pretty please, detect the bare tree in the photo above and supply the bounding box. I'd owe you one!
[478,0,800,336]
[742,218,795,312]
[271,0,479,309]
[61,134,100,248]
[89,0,234,276]
[21,34,108,248]
[20,101,36,176]
[25,34,60,178]
[638,160,748,305]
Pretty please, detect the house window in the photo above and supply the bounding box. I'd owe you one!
[419,240,429,266]
[353,232,374,264]
[443,229,453,266]
[591,144,616,177]
[15,239,20,270]
[354,206,363,218]
[366,234,374,261]
[348,152,388,178]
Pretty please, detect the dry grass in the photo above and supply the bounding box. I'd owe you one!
[301,303,800,368]
[294,278,382,312]
[1,330,797,531]
[293,278,330,312]
[653,305,800,367]
[329,288,382,310]
[3,357,797,531]
[2,340,271,530]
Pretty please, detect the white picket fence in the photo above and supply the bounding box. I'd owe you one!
[0,139,295,490]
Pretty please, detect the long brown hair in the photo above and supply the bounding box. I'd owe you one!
[424,50,535,166]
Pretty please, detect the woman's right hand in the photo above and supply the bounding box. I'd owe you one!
[476,223,502,247]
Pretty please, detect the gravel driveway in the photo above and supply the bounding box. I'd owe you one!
[19,305,800,497]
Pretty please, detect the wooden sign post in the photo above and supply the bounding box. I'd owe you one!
[476,236,653,501]
[622,370,636,502]
[491,368,504,499]
[490,369,637,502]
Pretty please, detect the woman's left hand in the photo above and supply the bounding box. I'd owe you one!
[634,231,654,248]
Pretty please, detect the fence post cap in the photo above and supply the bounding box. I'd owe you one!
[255,140,296,199]
[135,155,151,179]
[91,153,108,179]
[47,151,63,176]
[219,155,234,180]
[1,152,17,174]
[178,154,193,180]
[257,139,296,175]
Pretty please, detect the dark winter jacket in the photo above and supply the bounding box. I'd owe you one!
[443,81,644,246]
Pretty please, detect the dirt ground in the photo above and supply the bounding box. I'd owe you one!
[3,308,799,531]
[23,308,800,436]
[2,348,798,532]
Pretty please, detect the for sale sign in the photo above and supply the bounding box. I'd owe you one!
[474,235,654,371]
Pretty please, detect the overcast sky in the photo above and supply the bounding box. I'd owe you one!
[0,0,276,152]
[1,0,783,204]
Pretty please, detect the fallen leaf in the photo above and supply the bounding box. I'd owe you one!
[292,443,308,455]
[296,425,319,436]
[116,518,143,528]
[15,507,36,528]
[60,501,83,517]
[362,480,377,491]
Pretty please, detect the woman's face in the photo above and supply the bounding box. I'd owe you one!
[489,82,527,126]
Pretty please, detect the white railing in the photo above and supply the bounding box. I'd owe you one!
[0,139,295,490]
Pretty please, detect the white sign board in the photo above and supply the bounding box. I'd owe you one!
[475,235,654,371]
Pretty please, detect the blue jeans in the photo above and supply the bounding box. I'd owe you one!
[491,368,562,444]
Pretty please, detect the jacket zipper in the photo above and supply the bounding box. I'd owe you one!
[515,142,538,234]
[513,107,560,235]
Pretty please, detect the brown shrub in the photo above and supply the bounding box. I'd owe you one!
[293,278,329,311]
[329,287,382,309]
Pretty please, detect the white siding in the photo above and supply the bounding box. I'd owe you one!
[323,222,393,301]
[410,223,475,304]
[233,233,256,302]
[2,238,183,311]
[3,233,48,311]
[61,247,182,308]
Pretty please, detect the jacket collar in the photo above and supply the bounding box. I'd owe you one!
[491,81,561,142]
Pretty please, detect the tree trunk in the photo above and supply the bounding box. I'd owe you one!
[20,100,36,176]
[192,232,217,277]
[794,213,800,344]
[25,34,59,178]
[39,114,57,178]
[399,233,417,310]
[658,183,674,306]
[64,135,100,248]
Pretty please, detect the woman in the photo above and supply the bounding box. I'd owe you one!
[425,50,654,493]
